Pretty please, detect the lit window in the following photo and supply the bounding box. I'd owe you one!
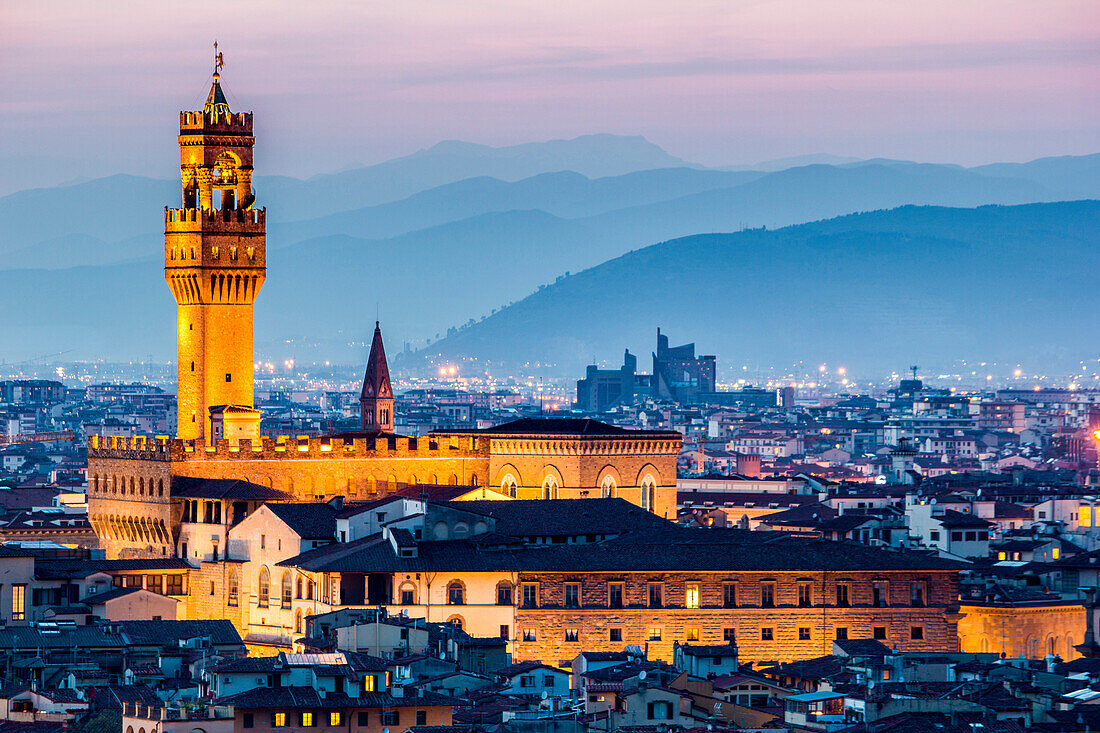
[364,675,374,692]
[686,628,699,641]
[1053,547,1061,559]
[11,585,25,621]
[300,712,313,727]
[329,713,341,727]
[648,628,662,641]
[1081,507,1093,527]
[685,583,700,609]
[273,713,286,727]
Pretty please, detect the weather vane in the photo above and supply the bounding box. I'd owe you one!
[213,40,224,77]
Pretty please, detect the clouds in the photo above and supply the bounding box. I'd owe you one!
[0,0,1096,189]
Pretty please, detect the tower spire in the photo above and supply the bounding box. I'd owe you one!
[204,42,230,117]
[360,322,394,432]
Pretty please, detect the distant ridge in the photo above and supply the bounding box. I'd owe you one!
[412,201,1100,375]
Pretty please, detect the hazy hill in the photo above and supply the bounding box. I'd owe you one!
[414,201,1100,375]
[0,134,694,266]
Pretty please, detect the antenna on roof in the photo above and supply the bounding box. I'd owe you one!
[910,365,919,380]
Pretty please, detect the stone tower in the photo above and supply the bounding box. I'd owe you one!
[360,322,394,432]
[165,63,265,442]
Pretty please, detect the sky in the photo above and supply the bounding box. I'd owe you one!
[1,0,1097,192]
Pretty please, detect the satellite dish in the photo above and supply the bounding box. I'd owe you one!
[542,691,549,700]
[638,671,647,680]
[439,652,445,660]
[930,498,937,505]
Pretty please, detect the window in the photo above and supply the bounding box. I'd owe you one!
[910,582,926,607]
[357,713,369,727]
[799,627,811,641]
[648,628,662,641]
[260,534,266,549]
[608,582,624,608]
[686,628,699,641]
[522,583,538,608]
[610,628,622,642]
[363,674,375,692]
[836,582,850,607]
[281,572,293,609]
[497,582,513,606]
[12,585,25,621]
[243,713,254,729]
[523,629,537,642]
[723,582,737,608]
[228,569,239,607]
[565,629,579,642]
[723,628,735,642]
[273,713,286,727]
[911,626,924,640]
[874,626,887,640]
[930,530,940,541]
[166,575,184,596]
[401,587,415,605]
[329,713,341,727]
[647,701,673,720]
[648,582,663,608]
[836,627,848,640]
[1053,547,1061,560]
[872,580,889,607]
[147,575,163,595]
[500,624,510,640]
[382,711,400,726]
[447,581,464,605]
[951,531,963,542]
[258,568,270,607]
[798,581,812,607]
[964,531,976,541]
[226,373,232,383]
[300,712,314,727]
[565,583,580,608]
[761,627,773,641]
[685,583,700,609]
[978,531,989,541]
[416,711,427,726]
[761,581,776,608]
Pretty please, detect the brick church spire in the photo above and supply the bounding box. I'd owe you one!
[360,322,394,432]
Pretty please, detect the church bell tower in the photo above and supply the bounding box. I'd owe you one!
[165,49,265,443]
[360,322,394,432]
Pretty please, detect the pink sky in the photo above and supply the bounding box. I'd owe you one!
[1,0,1097,189]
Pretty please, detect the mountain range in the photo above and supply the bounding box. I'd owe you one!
[1,134,1098,373]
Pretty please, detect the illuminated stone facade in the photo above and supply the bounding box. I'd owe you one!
[958,600,1085,660]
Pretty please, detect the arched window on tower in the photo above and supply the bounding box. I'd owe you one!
[641,475,657,511]
[501,475,518,498]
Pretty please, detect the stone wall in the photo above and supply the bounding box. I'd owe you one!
[958,602,1085,660]
[513,570,960,665]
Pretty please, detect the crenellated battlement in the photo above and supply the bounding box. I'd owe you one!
[179,110,253,134]
[165,206,266,232]
[89,433,490,462]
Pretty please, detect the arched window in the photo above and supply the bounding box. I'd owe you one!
[228,568,239,607]
[641,475,657,510]
[281,571,293,609]
[496,581,514,606]
[295,609,303,634]
[258,567,270,608]
[502,475,518,498]
[542,475,558,499]
[306,578,314,601]
[601,475,616,498]
[447,581,465,605]
[447,615,464,630]
[296,577,303,600]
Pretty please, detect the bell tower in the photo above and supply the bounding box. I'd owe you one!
[165,50,265,443]
[360,322,394,432]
